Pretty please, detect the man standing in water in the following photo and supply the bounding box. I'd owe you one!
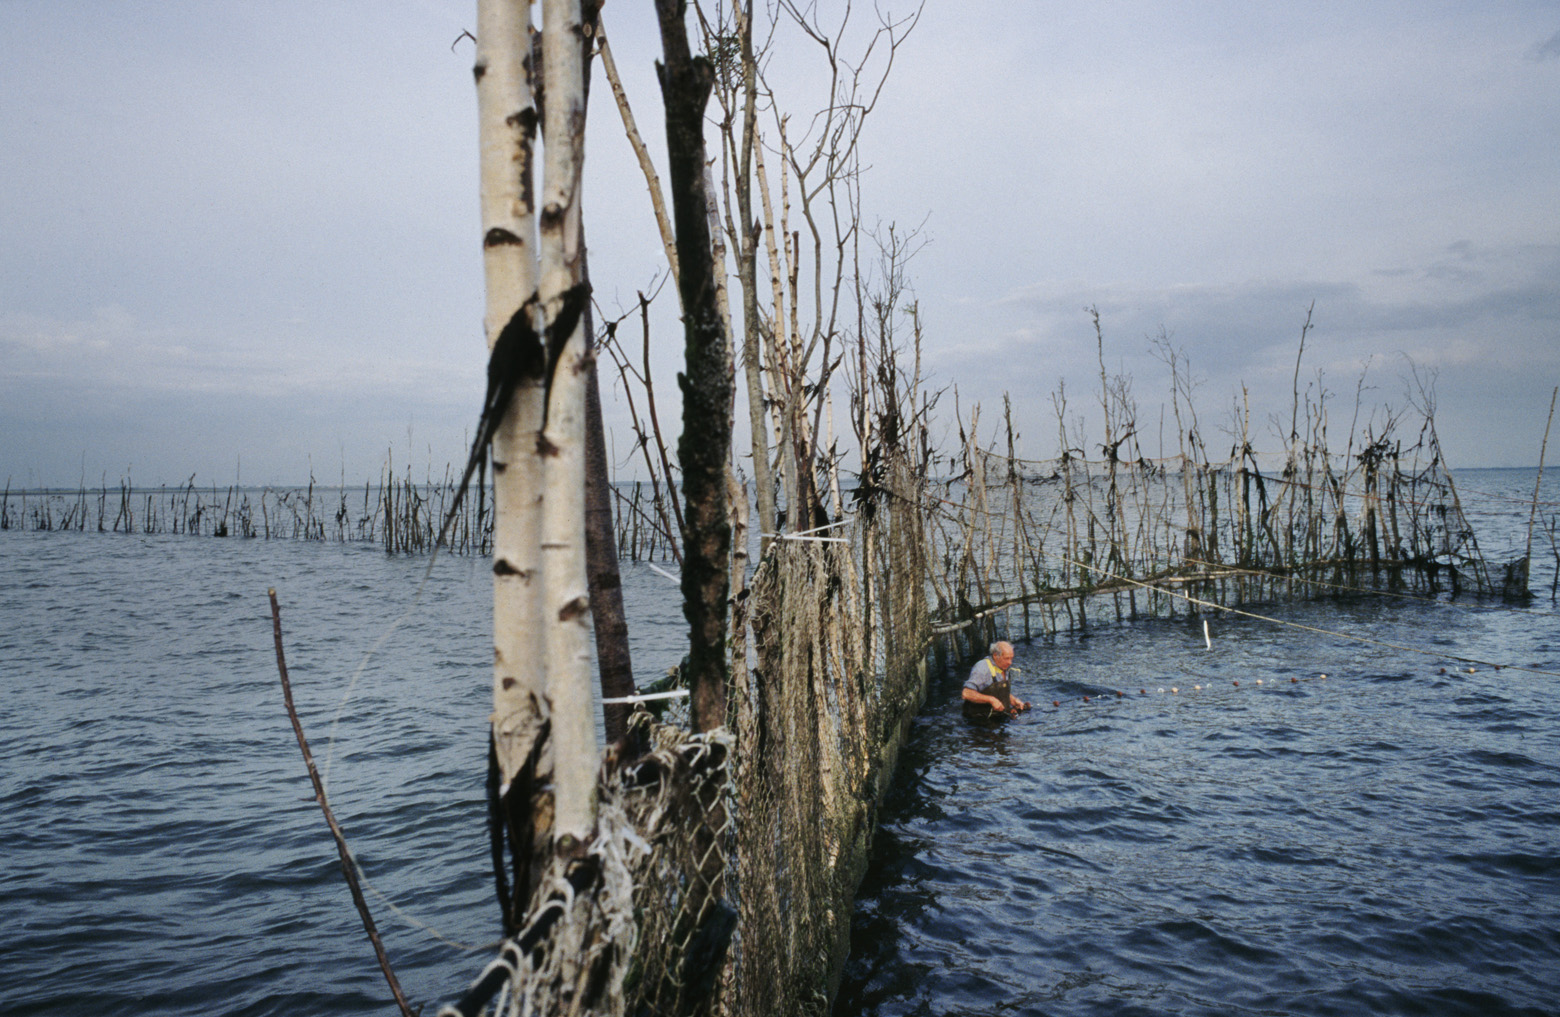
[962,640,1030,720]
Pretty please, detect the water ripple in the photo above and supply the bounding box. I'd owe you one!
[838,528,1560,1017]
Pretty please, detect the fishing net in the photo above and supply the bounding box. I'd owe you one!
[440,714,735,1017]
[440,446,934,1017]
[440,407,1497,1016]
[921,429,1495,653]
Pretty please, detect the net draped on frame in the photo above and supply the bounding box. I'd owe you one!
[442,410,1499,1016]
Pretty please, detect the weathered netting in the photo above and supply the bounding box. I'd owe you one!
[441,409,1500,1015]
[923,431,1495,653]
[724,451,932,1017]
[733,530,867,1015]
[440,449,934,1017]
[439,715,735,1017]
[620,716,736,1016]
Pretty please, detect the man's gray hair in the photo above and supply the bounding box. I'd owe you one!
[990,640,1013,656]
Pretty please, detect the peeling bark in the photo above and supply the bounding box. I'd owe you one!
[475,0,549,932]
[537,0,598,842]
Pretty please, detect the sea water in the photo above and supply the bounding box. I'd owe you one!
[1,470,1556,1015]
[835,468,1560,1017]
[0,533,685,1015]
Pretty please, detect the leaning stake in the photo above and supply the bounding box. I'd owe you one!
[268,589,414,1017]
[1525,386,1558,568]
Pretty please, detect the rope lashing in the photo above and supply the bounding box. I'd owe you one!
[762,517,855,543]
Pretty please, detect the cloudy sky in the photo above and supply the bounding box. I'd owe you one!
[3,1,1557,489]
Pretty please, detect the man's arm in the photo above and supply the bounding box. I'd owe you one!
[962,686,1007,713]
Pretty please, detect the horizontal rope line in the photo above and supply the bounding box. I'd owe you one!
[1044,549,1560,679]
[602,689,691,705]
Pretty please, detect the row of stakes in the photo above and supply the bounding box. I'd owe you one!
[1040,663,1489,708]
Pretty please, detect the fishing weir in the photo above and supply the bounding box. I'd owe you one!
[7,378,1515,1017]
[10,0,1524,1009]
[4,342,1515,1017]
[4,366,1514,1017]
[431,377,1503,1017]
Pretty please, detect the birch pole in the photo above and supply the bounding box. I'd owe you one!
[536,0,598,842]
[475,0,548,836]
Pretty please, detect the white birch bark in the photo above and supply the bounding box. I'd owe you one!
[754,137,792,518]
[537,0,597,843]
[754,134,788,458]
[476,0,547,793]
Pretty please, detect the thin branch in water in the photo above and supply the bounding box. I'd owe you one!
[268,589,415,1017]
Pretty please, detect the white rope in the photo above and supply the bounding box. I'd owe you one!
[601,688,691,705]
[1050,548,1560,679]
[761,516,854,542]
[794,517,852,534]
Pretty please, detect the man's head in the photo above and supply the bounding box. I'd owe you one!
[991,641,1014,669]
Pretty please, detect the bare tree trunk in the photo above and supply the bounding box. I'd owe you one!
[732,0,778,548]
[574,10,635,746]
[597,28,679,284]
[585,306,635,744]
[655,0,733,733]
[537,0,598,842]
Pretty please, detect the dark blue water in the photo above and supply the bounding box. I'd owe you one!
[2,469,1556,1015]
[837,468,1560,1016]
[0,533,685,1015]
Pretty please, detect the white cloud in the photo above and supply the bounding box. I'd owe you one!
[0,308,472,401]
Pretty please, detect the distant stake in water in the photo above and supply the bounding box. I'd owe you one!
[1203,619,1212,650]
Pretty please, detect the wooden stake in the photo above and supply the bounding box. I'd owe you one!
[1525,386,1558,566]
[268,590,414,1017]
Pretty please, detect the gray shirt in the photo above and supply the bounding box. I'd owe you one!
[965,656,1008,693]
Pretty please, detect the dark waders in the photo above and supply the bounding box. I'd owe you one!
[963,675,1014,724]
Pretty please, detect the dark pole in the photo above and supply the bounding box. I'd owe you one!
[654,0,732,732]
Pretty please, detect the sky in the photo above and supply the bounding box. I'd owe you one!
[2,1,1558,490]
